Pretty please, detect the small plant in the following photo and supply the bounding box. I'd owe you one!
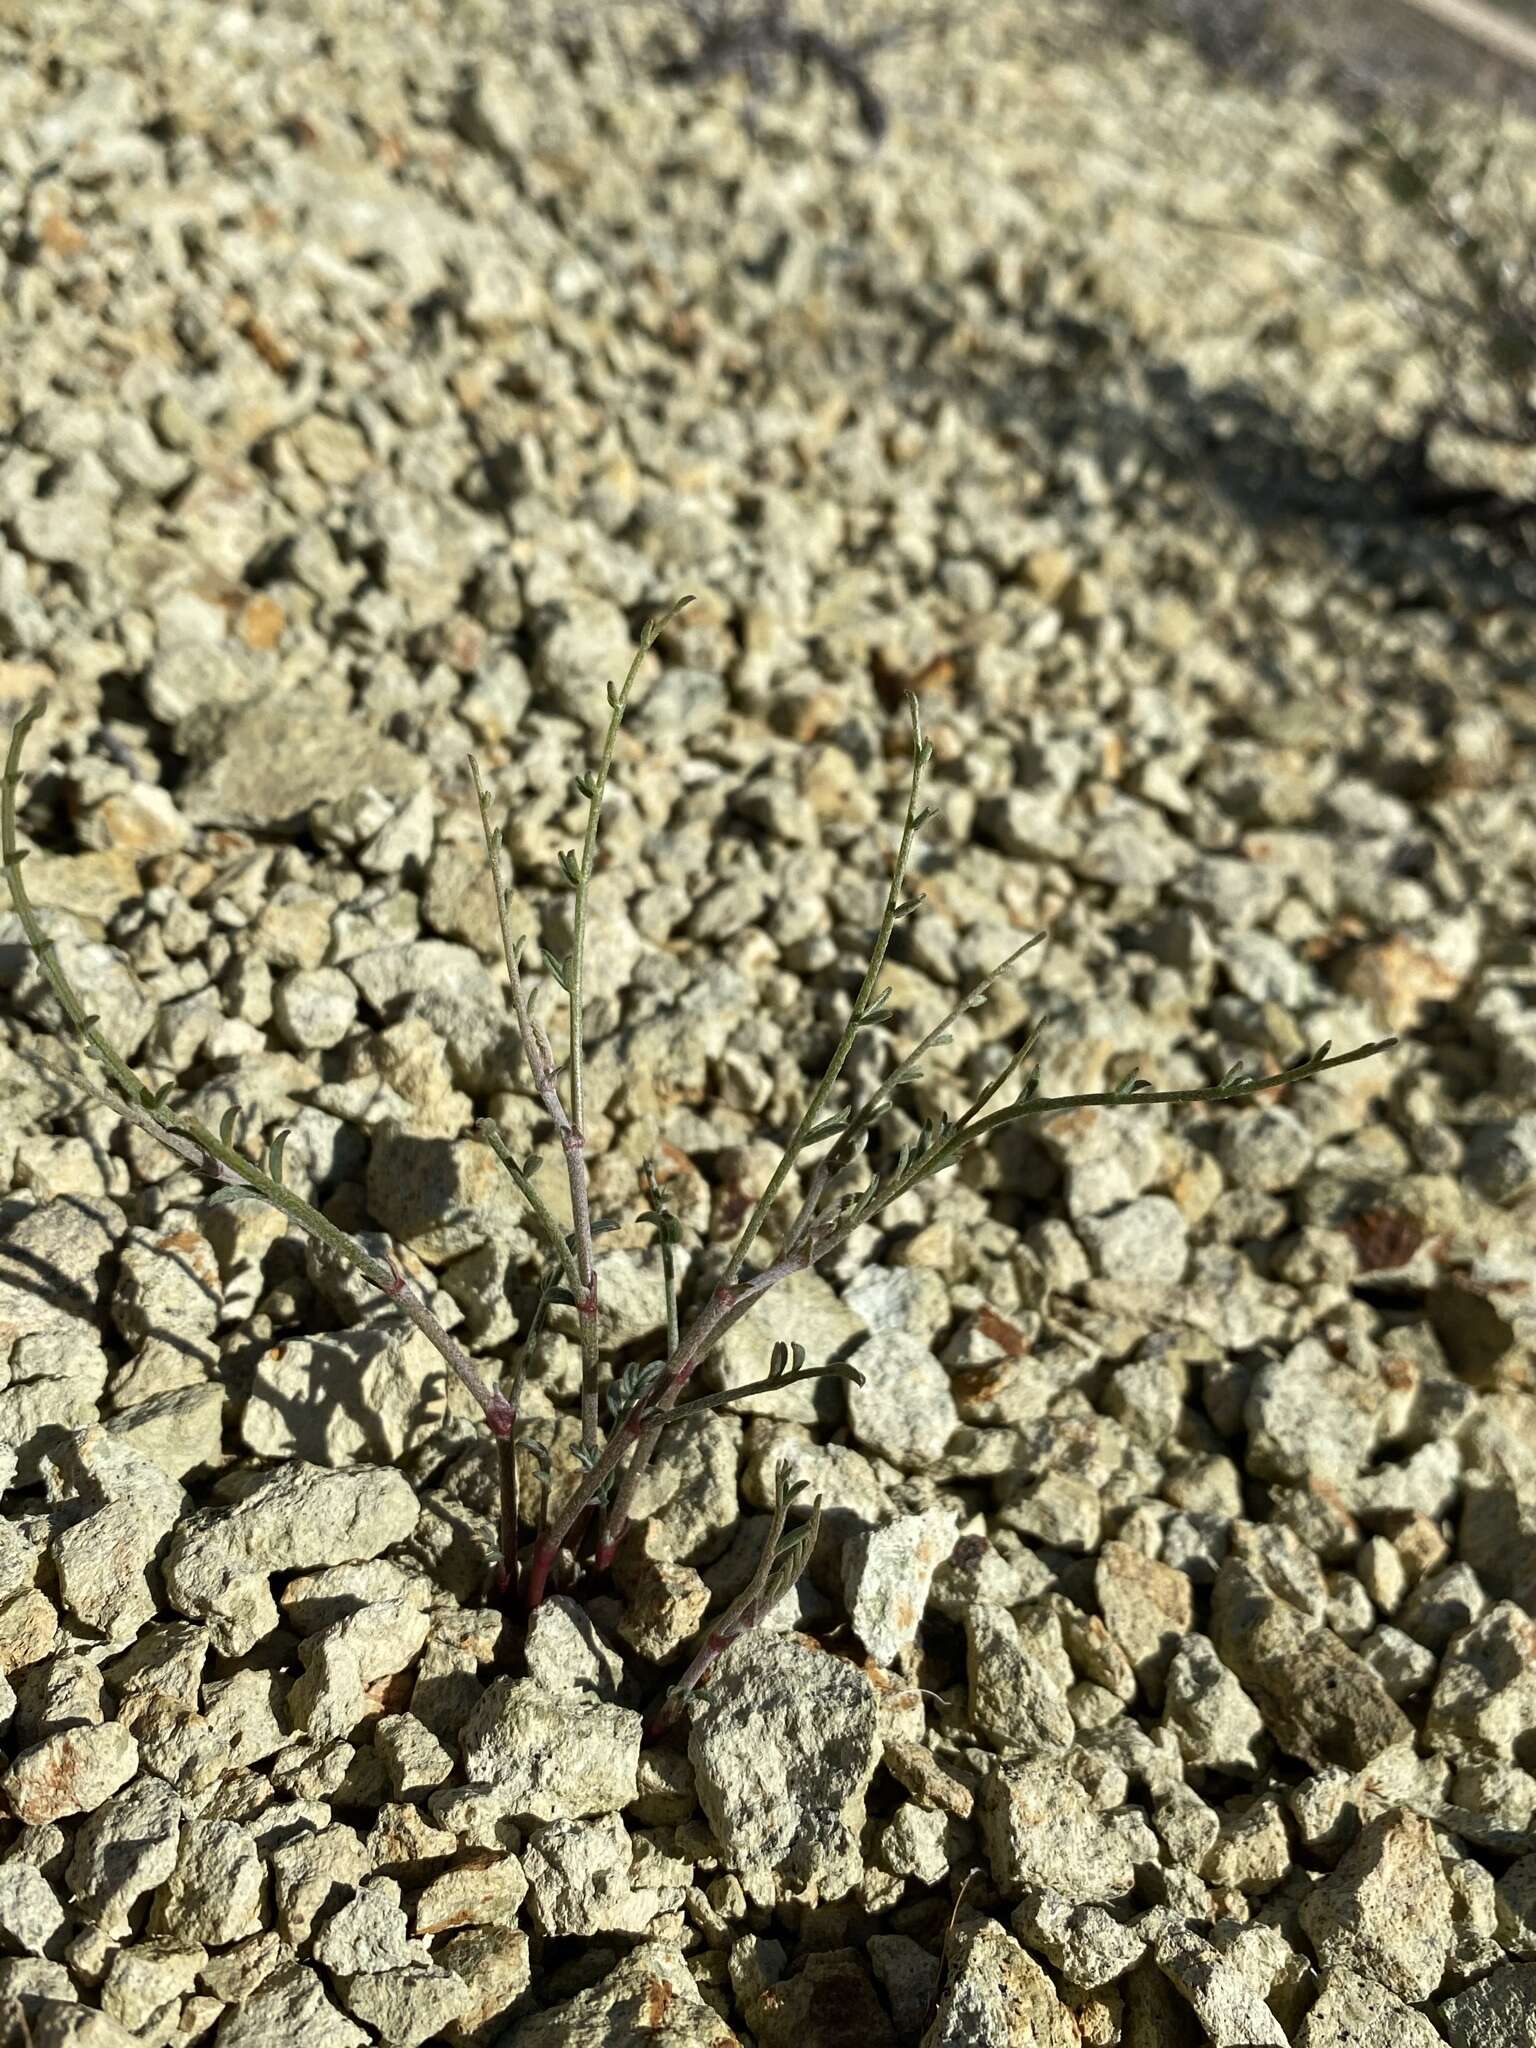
[649,0,948,143]
[1346,116,1536,515]
[3,599,1395,1723]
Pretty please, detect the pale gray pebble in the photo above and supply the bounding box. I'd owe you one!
[1296,1968,1443,2048]
[1077,1195,1188,1297]
[1151,1912,1288,2046]
[65,1773,182,1936]
[0,1863,66,1957]
[1463,1114,1536,1204]
[966,1603,1076,1756]
[1437,1959,1536,2048]
[312,1877,427,1975]
[150,1818,263,1946]
[273,966,358,1051]
[163,1463,420,1655]
[1,1723,138,1827]
[845,1328,960,1471]
[214,1961,370,2047]
[523,1595,626,1701]
[1010,1887,1147,1989]
[841,1506,957,1667]
[337,1964,473,2048]
[1425,1602,1536,1764]
[1217,1104,1316,1192]
[977,1755,1137,1905]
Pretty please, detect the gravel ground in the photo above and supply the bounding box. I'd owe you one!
[1,2,1536,2043]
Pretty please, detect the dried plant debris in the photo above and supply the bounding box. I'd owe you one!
[0,2,1534,2044]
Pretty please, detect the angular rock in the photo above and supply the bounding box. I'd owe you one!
[29,2004,143,2048]
[965,1604,1076,1756]
[178,702,425,831]
[1437,1960,1536,2048]
[164,1464,419,1654]
[151,1819,263,1946]
[921,1917,1075,2048]
[434,1926,532,2045]
[1010,1889,1147,1990]
[99,1941,204,2036]
[1096,1542,1194,1709]
[977,1757,1136,1905]
[842,1507,957,1668]
[65,1773,182,1935]
[1078,1196,1188,1300]
[1297,1807,1453,2002]
[0,1863,66,1957]
[214,1962,370,2047]
[1152,1915,1287,2046]
[242,1326,454,1466]
[1162,1632,1268,1777]
[413,1854,528,1939]
[1245,1335,1411,1484]
[459,1679,640,1821]
[1,1722,138,1825]
[523,1597,625,1701]
[1296,1968,1443,2048]
[270,1826,372,1950]
[1425,1602,1536,1764]
[1211,1561,1412,1770]
[313,1878,425,1975]
[336,1966,472,2048]
[288,1600,431,1743]
[846,1330,960,1471]
[506,1942,739,2046]
[688,1633,880,1900]
[522,1813,685,1937]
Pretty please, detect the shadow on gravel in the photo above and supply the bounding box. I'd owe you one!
[894,306,1536,644]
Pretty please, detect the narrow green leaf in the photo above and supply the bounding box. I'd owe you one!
[541,947,570,992]
[803,1113,851,1145]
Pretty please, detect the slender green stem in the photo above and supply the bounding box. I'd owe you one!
[713,691,935,1298]
[5,702,513,1437]
[527,1246,811,1604]
[645,1464,821,1738]
[470,755,604,1454]
[475,1120,583,1296]
[658,1359,863,1425]
[590,1245,814,1571]
[566,596,693,1143]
